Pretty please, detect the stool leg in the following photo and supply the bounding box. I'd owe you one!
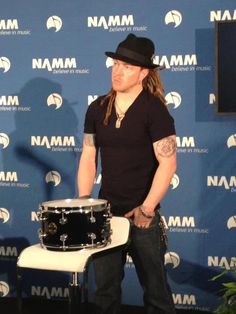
[68,272,81,314]
[16,266,23,314]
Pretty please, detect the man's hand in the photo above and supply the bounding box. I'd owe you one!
[125,207,153,228]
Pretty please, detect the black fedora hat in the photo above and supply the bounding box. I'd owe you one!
[105,33,159,69]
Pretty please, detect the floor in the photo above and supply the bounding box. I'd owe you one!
[0,298,212,314]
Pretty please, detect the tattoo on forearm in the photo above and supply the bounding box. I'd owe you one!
[84,134,96,146]
[155,136,176,157]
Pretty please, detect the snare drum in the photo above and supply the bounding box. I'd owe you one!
[38,198,111,251]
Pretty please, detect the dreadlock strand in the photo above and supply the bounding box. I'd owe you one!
[100,89,116,125]
[143,69,166,105]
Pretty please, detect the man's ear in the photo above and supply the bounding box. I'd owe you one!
[140,68,149,81]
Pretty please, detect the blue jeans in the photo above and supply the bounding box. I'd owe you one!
[92,213,176,314]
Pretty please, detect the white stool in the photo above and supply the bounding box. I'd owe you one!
[16,216,130,314]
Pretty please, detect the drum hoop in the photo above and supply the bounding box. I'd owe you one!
[40,198,108,213]
[40,204,107,213]
[41,239,110,251]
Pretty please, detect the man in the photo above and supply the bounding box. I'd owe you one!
[78,33,176,314]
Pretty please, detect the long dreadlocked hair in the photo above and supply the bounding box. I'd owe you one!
[100,68,166,126]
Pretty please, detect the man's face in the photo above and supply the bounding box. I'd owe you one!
[111,59,147,93]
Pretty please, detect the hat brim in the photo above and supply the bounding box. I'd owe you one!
[105,51,159,69]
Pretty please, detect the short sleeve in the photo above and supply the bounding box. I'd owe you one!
[84,98,102,134]
[148,99,176,142]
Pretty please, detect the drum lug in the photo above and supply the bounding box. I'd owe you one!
[37,211,47,221]
[38,228,47,238]
[103,212,112,219]
[104,204,112,219]
[37,205,46,220]
[101,222,112,240]
[60,234,68,251]
[88,233,96,245]
[59,212,68,225]
[38,229,47,248]
[89,211,96,223]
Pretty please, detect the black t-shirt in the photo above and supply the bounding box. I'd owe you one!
[84,89,175,215]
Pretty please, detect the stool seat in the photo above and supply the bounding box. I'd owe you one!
[17,216,130,272]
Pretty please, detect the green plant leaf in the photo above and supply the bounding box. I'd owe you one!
[210,270,228,281]
[222,282,236,289]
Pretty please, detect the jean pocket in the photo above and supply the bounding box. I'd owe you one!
[133,215,159,232]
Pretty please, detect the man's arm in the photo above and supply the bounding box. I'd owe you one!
[125,134,177,226]
[142,134,177,215]
[77,133,97,197]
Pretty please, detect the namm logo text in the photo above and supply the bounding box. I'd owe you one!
[207,176,236,192]
[210,10,236,22]
[88,14,147,32]
[0,19,30,36]
[31,136,81,153]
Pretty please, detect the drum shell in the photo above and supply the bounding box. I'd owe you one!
[38,199,111,251]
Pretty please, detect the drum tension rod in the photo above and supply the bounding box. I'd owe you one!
[59,209,68,225]
[89,207,96,223]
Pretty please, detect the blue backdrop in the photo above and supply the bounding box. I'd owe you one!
[0,0,236,311]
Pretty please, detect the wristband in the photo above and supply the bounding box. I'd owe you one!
[139,205,155,219]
